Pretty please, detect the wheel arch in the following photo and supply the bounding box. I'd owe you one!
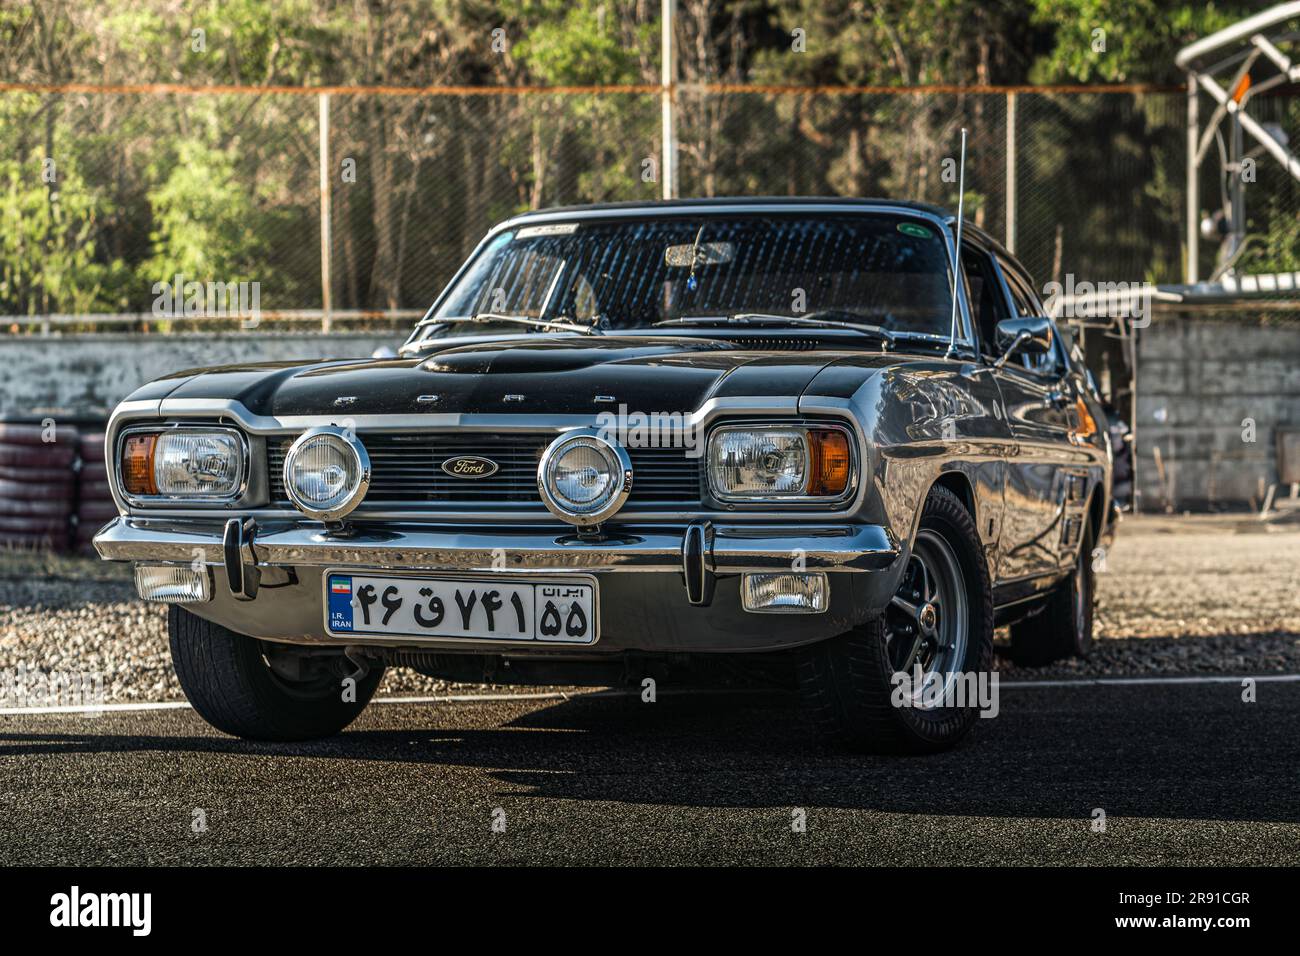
[1086,485,1106,548]
[931,469,977,524]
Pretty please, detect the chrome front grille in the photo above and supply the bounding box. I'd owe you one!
[268,432,702,511]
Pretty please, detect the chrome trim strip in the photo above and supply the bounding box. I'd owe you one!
[111,398,163,423]
[111,506,845,523]
[497,201,946,225]
[148,396,804,435]
[106,395,868,521]
[93,518,898,574]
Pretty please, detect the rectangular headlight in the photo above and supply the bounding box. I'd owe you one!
[707,425,853,500]
[708,426,808,497]
[120,428,244,499]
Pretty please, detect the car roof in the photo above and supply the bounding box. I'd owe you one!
[498,196,955,226]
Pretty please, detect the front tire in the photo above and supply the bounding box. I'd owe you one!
[168,606,384,741]
[797,485,995,754]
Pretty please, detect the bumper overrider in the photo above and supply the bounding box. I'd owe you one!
[94,517,901,654]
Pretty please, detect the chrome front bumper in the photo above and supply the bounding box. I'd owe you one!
[94,517,902,653]
[94,517,897,573]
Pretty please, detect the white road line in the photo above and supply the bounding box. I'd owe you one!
[1,674,1297,715]
[0,701,191,715]
[999,673,1300,689]
[373,691,583,705]
[0,693,586,715]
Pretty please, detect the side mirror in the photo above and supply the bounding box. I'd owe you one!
[993,316,1053,368]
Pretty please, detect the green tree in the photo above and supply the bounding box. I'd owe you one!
[0,154,119,316]
[1027,1,1255,84]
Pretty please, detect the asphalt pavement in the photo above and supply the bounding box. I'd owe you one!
[1,679,1296,866]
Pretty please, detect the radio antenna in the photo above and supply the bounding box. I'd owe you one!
[946,127,968,358]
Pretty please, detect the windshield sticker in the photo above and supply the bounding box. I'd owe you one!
[516,223,580,238]
[897,222,933,240]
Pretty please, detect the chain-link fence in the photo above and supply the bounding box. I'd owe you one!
[3,82,1298,334]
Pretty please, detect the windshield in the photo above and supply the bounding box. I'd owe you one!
[413,213,960,343]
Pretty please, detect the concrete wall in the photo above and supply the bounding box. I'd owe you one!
[0,332,402,420]
[1136,313,1300,510]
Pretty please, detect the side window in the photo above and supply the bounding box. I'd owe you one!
[1000,265,1062,378]
[962,247,1011,358]
[1001,265,1038,317]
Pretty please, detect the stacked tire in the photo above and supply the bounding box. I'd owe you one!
[75,431,115,555]
[0,423,79,553]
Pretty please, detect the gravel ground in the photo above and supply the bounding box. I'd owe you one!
[1,513,1298,703]
[0,555,481,703]
[997,512,1300,679]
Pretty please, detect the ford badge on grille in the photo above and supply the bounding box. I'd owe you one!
[441,456,499,479]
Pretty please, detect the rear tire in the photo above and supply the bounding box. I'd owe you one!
[1007,521,1095,667]
[168,606,384,741]
[797,485,995,754]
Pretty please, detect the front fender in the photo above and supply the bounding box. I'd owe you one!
[802,355,1013,581]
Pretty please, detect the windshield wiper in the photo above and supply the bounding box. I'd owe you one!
[657,312,959,351]
[423,312,602,336]
[653,312,896,347]
[399,311,602,355]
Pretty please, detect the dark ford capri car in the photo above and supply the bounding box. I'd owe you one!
[95,198,1116,753]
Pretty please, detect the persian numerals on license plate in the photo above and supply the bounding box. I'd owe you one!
[326,573,597,644]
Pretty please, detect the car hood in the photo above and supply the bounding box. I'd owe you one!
[151,335,871,417]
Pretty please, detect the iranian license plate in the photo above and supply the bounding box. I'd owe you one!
[324,572,598,645]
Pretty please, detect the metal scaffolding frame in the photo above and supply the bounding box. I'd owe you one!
[1177,2,1300,283]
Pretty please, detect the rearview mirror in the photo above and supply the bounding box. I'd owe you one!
[993,316,1053,368]
[665,241,735,267]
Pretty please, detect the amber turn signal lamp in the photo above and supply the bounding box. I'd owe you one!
[808,428,851,496]
[1072,397,1098,440]
[121,433,159,495]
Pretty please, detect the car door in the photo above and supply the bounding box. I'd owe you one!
[989,257,1080,578]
